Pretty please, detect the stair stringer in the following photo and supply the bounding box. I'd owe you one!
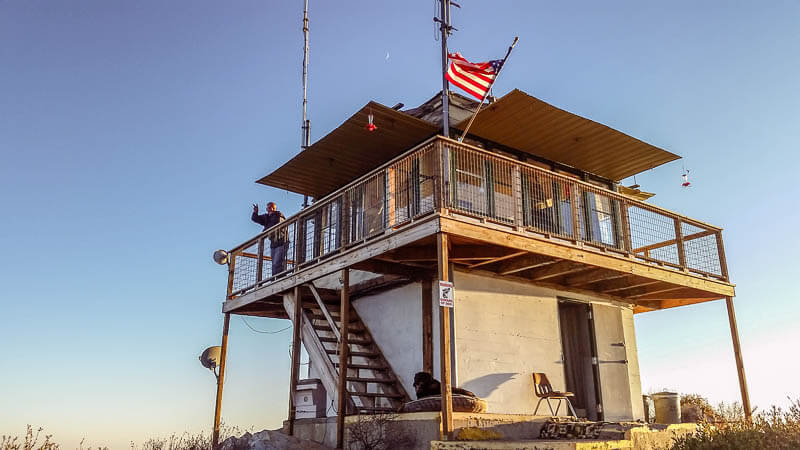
[282,293,341,414]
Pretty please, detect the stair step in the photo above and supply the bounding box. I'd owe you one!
[355,407,399,413]
[346,377,396,384]
[326,349,379,357]
[334,363,387,370]
[347,391,404,399]
[319,336,371,345]
[313,324,364,332]
[309,314,359,323]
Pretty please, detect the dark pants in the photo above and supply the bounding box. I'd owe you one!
[270,243,287,275]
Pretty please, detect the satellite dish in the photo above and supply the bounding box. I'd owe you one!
[213,250,229,265]
[200,346,222,370]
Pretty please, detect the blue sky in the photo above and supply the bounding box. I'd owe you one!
[2,1,799,447]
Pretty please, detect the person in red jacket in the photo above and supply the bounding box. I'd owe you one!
[251,202,287,275]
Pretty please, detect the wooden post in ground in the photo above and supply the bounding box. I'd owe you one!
[336,268,350,448]
[288,286,303,435]
[437,233,454,439]
[212,313,231,449]
[422,279,434,374]
[725,296,752,420]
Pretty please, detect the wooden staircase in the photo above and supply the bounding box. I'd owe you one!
[300,287,411,414]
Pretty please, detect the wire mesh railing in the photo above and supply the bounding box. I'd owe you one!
[442,140,727,280]
[226,137,728,299]
[227,139,441,298]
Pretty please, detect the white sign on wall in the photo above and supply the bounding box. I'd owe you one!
[438,280,454,308]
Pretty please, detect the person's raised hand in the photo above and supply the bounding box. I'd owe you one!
[252,203,259,214]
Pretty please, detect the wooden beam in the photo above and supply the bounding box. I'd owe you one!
[726,296,752,420]
[496,253,556,275]
[467,250,527,269]
[351,259,432,280]
[212,313,230,449]
[422,279,433,374]
[287,287,303,436]
[336,269,350,449]
[438,217,735,297]
[623,283,685,298]
[563,268,627,287]
[525,260,587,281]
[631,229,714,254]
[388,244,516,262]
[588,276,660,293]
[437,233,454,440]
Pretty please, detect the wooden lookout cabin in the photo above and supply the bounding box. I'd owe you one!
[211,89,749,448]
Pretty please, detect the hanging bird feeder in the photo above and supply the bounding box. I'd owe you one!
[681,170,691,188]
[366,110,377,132]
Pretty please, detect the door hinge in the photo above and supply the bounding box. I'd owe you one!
[592,357,598,365]
[588,310,593,319]
[597,404,603,413]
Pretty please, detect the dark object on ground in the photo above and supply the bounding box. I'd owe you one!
[400,394,488,413]
[412,371,476,399]
[539,417,605,440]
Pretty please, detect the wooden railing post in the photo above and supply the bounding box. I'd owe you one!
[570,184,581,242]
[619,199,633,254]
[673,218,687,270]
[255,237,264,282]
[226,255,236,300]
[716,231,729,281]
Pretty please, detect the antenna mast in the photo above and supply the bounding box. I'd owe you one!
[301,0,311,207]
[438,0,451,137]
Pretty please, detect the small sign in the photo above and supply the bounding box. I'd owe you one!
[438,280,454,308]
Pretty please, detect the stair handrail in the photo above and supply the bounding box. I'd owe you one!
[306,283,341,342]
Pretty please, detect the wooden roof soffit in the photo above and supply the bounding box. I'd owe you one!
[257,101,438,199]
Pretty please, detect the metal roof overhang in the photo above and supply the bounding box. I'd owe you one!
[455,89,680,181]
[257,102,438,198]
[258,89,680,198]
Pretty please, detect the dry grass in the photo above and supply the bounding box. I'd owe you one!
[671,398,800,450]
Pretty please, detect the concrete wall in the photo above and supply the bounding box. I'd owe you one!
[352,282,423,397]
[622,307,644,420]
[451,271,562,414]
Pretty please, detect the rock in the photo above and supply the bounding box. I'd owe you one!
[219,429,332,450]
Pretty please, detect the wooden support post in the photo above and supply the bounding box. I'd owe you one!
[422,279,434,374]
[212,313,231,449]
[288,286,303,435]
[725,296,752,420]
[336,268,350,449]
[437,233,454,439]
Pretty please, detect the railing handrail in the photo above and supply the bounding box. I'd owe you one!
[438,136,723,232]
[230,135,722,255]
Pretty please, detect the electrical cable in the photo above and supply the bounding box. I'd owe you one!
[240,317,292,334]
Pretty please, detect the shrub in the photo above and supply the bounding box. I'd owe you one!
[671,398,800,450]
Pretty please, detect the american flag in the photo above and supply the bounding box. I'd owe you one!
[445,53,504,100]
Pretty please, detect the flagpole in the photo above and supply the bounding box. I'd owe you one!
[457,36,518,143]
